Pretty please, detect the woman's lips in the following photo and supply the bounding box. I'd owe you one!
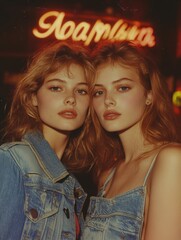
[58,110,77,119]
[103,110,121,120]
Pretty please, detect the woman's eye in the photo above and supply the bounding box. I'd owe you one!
[49,86,62,92]
[76,89,88,95]
[93,90,104,97]
[118,86,130,92]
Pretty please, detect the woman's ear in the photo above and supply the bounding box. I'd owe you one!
[145,90,153,105]
[32,94,38,107]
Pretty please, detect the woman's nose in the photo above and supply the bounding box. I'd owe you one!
[104,96,116,107]
[64,96,76,105]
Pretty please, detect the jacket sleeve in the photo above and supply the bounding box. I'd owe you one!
[0,149,25,240]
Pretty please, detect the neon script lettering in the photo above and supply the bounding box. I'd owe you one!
[33,11,156,47]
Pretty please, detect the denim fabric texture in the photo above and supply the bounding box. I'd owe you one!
[81,153,160,240]
[0,131,86,240]
[81,186,146,240]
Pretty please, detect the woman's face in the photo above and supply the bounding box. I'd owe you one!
[32,63,90,133]
[92,62,152,133]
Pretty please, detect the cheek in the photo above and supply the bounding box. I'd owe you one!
[36,91,47,104]
[81,106,89,117]
[78,97,90,112]
[36,94,58,113]
[134,94,146,108]
[92,99,102,116]
[123,92,146,108]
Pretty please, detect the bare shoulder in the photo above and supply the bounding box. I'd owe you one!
[151,143,181,181]
[145,143,181,239]
[160,142,181,152]
[157,143,181,162]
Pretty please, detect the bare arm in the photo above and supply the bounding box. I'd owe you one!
[144,144,181,240]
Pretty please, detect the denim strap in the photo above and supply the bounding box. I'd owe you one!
[143,143,171,186]
[143,153,158,186]
[99,168,116,197]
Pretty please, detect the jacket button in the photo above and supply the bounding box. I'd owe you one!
[30,208,38,219]
[74,188,84,199]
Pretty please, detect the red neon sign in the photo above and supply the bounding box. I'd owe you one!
[33,11,156,47]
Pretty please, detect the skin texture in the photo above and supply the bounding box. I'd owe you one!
[143,145,181,240]
[93,62,181,240]
[93,63,152,133]
[32,63,90,158]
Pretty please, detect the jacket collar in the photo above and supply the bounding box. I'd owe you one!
[23,131,69,183]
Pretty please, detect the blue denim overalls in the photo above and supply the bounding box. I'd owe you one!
[0,131,86,240]
[81,155,158,240]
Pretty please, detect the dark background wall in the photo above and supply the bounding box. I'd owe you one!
[0,0,181,196]
[0,0,181,134]
[0,0,180,75]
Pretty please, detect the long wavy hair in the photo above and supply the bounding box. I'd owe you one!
[90,40,179,177]
[4,42,95,172]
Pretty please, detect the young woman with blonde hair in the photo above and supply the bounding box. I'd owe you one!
[82,41,181,240]
[0,41,94,239]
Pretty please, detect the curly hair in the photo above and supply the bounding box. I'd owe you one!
[4,41,95,172]
[90,40,179,177]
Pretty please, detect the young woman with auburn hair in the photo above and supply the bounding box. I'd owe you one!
[81,41,181,240]
[0,41,94,240]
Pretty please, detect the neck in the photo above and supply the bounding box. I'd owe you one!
[118,123,152,163]
[43,127,69,160]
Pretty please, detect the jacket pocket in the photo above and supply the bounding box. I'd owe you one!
[24,176,60,223]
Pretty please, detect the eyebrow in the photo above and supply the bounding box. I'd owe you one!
[94,78,133,87]
[46,79,88,85]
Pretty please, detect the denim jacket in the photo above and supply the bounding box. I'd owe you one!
[0,131,86,240]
